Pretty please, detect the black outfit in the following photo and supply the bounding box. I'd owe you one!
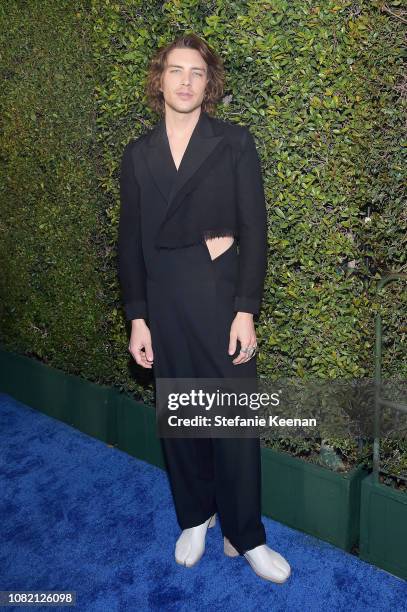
[118,111,268,555]
[118,110,267,321]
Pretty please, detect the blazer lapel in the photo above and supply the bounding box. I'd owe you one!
[142,110,226,222]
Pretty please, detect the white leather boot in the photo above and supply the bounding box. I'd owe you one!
[175,513,217,567]
[224,537,291,583]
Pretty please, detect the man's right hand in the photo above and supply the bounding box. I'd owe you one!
[129,319,154,369]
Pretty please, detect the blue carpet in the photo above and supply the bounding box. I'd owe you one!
[0,392,406,612]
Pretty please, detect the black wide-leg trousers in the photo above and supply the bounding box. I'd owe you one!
[147,240,267,556]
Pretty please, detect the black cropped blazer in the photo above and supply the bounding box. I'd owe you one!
[117,110,268,321]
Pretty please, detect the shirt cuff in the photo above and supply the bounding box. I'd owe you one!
[234,296,261,316]
[124,300,148,321]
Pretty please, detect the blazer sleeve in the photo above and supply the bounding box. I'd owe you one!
[117,141,148,321]
[234,127,268,316]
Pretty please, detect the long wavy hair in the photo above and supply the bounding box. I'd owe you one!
[146,33,225,117]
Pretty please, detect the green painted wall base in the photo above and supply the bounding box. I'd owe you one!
[0,348,116,445]
[261,446,369,552]
[116,392,165,470]
[359,472,407,581]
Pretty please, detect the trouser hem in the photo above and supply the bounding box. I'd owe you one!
[178,506,217,531]
[225,525,267,556]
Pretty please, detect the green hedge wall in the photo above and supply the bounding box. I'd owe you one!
[0,1,405,474]
[0,1,114,382]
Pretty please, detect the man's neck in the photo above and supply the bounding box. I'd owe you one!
[164,105,202,138]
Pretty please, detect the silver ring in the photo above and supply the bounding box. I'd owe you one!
[240,345,258,357]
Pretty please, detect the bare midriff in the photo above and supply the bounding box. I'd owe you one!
[205,235,235,261]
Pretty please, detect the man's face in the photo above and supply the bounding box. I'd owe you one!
[159,48,209,114]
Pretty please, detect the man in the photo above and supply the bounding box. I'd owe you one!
[118,32,291,583]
